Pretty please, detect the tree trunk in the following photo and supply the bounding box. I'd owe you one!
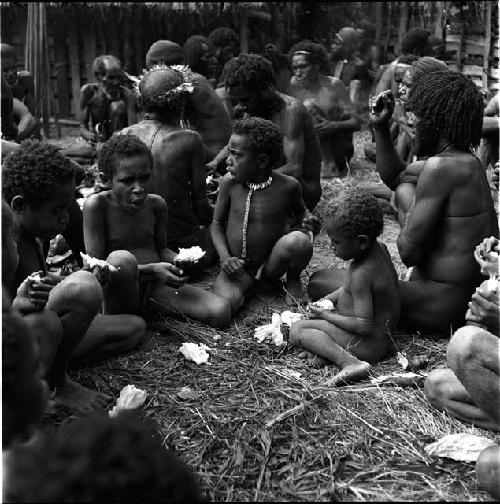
[483,1,492,88]
[375,2,383,45]
[82,11,97,84]
[133,4,144,74]
[397,2,410,54]
[53,17,70,117]
[68,11,81,119]
[239,10,249,53]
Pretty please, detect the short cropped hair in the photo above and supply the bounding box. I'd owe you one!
[289,40,331,74]
[208,27,238,48]
[98,134,153,180]
[232,117,285,169]
[92,55,122,78]
[327,187,383,239]
[408,70,484,151]
[401,28,430,56]
[2,140,75,207]
[6,412,201,503]
[222,53,276,92]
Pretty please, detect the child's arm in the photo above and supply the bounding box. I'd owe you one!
[323,287,342,303]
[310,270,373,337]
[83,194,107,259]
[211,177,245,275]
[289,182,321,238]
[141,197,186,287]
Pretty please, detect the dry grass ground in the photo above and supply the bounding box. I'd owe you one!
[47,127,499,501]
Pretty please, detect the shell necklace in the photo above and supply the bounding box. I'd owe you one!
[241,175,273,259]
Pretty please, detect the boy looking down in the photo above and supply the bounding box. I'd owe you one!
[290,188,400,385]
[211,117,316,312]
[83,135,231,328]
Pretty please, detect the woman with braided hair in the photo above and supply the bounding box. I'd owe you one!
[371,70,498,334]
[289,40,360,178]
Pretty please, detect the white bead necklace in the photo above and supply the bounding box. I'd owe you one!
[241,175,273,259]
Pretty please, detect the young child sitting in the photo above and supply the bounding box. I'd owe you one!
[83,134,231,328]
[290,187,401,385]
[2,141,145,414]
[211,117,316,314]
[5,412,200,503]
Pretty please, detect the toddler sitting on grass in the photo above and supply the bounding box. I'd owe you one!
[290,187,401,385]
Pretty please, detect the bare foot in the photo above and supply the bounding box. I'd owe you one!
[54,376,111,415]
[326,360,371,386]
[297,350,311,359]
[285,276,307,306]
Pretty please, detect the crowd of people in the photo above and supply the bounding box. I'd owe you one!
[1,23,499,501]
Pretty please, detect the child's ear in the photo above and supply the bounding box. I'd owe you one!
[357,234,371,250]
[10,196,26,214]
[257,153,270,170]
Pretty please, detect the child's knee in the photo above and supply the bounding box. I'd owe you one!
[123,316,147,349]
[281,231,313,259]
[51,271,102,313]
[106,250,138,279]
[424,368,453,408]
[206,296,232,328]
[446,326,485,370]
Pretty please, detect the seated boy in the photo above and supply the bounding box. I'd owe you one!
[83,134,231,328]
[2,141,145,414]
[211,117,315,313]
[290,188,401,385]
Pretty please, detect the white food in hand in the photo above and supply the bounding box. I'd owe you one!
[109,384,147,417]
[81,252,118,272]
[311,299,334,310]
[280,310,304,327]
[175,246,206,263]
[254,313,284,346]
[27,273,42,283]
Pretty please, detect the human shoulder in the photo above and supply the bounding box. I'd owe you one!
[148,193,167,211]
[80,83,99,106]
[279,92,305,113]
[83,190,112,212]
[273,171,301,190]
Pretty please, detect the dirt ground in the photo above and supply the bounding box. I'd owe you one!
[44,125,498,502]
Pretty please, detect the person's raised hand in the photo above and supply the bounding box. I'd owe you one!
[221,257,245,276]
[301,214,322,238]
[13,272,58,312]
[153,262,188,288]
[369,90,395,130]
[314,119,334,137]
[466,288,500,335]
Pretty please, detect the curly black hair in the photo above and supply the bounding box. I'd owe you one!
[2,139,75,207]
[98,134,153,180]
[208,27,238,48]
[408,70,484,151]
[183,35,214,75]
[288,40,331,74]
[401,28,431,57]
[222,53,276,92]
[326,187,383,239]
[6,412,201,503]
[232,116,285,170]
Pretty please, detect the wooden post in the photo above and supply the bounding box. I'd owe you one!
[375,2,383,46]
[123,11,134,74]
[397,2,410,55]
[107,7,121,62]
[483,1,492,89]
[68,12,81,119]
[82,11,97,84]
[133,4,144,73]
[97,8,108,55]
[384,2,392,55]
[53,18,70,117]
[239,9,249,53]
